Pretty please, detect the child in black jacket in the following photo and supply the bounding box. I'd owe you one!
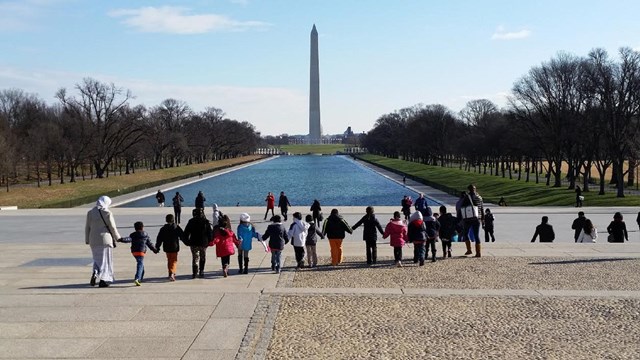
[155,214,184,281]
[262,215,289,273]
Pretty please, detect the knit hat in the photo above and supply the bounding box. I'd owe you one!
[240,213,250,222]
[409,211,423,223]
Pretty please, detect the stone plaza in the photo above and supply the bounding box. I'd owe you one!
[1,163,639,359]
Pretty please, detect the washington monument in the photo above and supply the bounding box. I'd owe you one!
[308,24,322,143]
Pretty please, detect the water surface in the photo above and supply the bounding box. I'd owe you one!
[121,155,436,207]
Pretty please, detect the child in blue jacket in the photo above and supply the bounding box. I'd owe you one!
[118,221,158,286]
[236,213,260,274]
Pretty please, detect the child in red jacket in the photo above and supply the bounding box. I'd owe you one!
[209,215,240,278]
[383,211,408,267]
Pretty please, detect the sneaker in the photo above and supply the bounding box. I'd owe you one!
[223,269,228,278]
[134,279,141,286]
[98,280,109,288]
[464,250,473,255]
[397,261,403,268]
[243,268,248,274]
[90,274,97,287]
[448,250,452,258]
[170,274,176,281]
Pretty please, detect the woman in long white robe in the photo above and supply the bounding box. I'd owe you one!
[85,196,121,287]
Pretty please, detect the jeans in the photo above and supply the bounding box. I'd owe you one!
[426,238,437,259]
[134,255,145,281]
[441,240,452,256]
[463,218,481,244]
[280,207,288,221]
[365,239,377,264]
[306,245,317,267]
[271,250,282,270]
[393,247,403,262]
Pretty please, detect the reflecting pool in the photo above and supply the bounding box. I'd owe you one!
[121,155,439,207]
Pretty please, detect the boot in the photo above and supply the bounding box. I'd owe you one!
[192,265,198,279]
[464,240,473,255]
[432,252,437,262]
[238,255,244,274]
[243,258,249,274]
[475,243,481,258]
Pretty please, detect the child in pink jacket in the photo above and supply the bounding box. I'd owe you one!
[383,211,408,267]
[209,215,240,278]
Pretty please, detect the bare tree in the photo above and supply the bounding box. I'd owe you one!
[56,78,144,178]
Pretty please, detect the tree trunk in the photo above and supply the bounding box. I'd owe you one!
[627,159,636,187]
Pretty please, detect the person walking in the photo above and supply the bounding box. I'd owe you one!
[414,193,428,217]
[407,211,427,266]
[383,211,408,267]
[423,207,440,262]
[531,216,555,243]
[483,208,496,242]
[288,212,309,269]
[155,190,165,207]
[305,214,323,268]
[575,186,583,207]
[183,208,213,278]
[577,219,598,243]
[351,206,385,265]
[460,184,484,257]
[438,205,457,259]
[310,199,322,226]
[209,215,240,278]
[236,213,259,274]
[195,191,206,210]
[322,209,353,266]
[571,211,587,243]
[117,221,159,286]
[278,191,291,221]
[172,192,184,225]
[264,192,275,220]
[155,214,184,281]
[262,215,289,273]
[85,195,122,288]
[606,212,629,243]
[401,195,413,221]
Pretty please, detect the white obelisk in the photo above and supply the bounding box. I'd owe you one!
[308,24,322,144]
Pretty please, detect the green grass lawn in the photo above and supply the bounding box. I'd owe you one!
[0,155,264,208]
[358,154,640,207]
[278,144,350,155]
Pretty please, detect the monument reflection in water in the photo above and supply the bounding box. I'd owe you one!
[121,156,436,207]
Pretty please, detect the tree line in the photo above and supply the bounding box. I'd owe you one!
[0,78,261,190]
[362,47,640,197]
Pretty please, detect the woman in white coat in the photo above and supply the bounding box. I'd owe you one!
[577,219,598,243]
[85,196,122,287]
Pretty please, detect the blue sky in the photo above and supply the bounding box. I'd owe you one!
[1,0,639,136]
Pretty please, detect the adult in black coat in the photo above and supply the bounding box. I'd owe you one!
[278,191,291,221]
[183,209,213,278]
[531,216,555,243]
[606,212,629,243]
[571,212,586,243]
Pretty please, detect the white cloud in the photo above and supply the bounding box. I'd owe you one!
[108,6,270,34]
[0,0,61,31]
[0,66,305,135]
[491,25,531,40]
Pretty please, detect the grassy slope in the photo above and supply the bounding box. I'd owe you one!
[358,154,640,207]
[0,155,264,208]
[279,144,348,155]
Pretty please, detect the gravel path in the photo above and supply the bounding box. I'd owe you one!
[290,256,640,290]
[266,295,640,359]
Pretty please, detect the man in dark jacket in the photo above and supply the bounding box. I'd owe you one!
[322,209,353,266]
[531,216,555,243]
[155,190,165,207]
[155,214,184,281]
[195,191,206,210]
[352,206,384,265]
[172,192,184,224]
[571,211,586,243]
[183,208,213,278]
[278,191,291,221]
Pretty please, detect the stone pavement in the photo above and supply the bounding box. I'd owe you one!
[1,160,640,359]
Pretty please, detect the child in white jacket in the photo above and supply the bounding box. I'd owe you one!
[288,212,309,269]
